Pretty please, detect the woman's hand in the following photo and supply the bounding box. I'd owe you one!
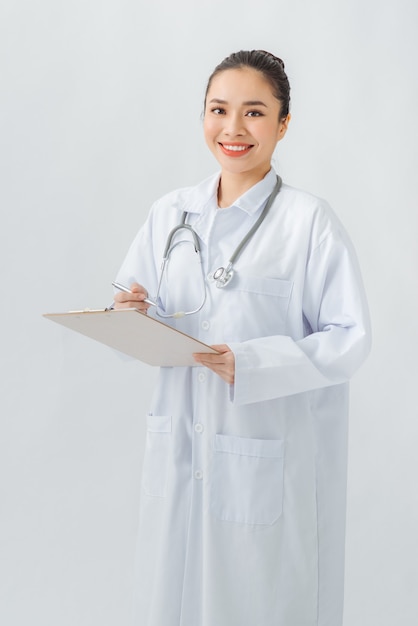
[193,344,235,385]
[113,282,151,313]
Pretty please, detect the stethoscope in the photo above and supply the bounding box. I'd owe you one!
[155,175,282,318]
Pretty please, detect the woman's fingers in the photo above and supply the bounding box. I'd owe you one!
[193,344,235,384]
[113,282,151,312]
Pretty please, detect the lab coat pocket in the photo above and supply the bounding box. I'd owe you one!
[223,275,293,341]
[211,434,284,527]
[142,414,172,498]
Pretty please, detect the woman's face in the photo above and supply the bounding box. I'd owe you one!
[204,67,289,180]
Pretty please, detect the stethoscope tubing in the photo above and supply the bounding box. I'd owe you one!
[154,175,282,316]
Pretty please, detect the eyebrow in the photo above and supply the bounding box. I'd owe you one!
[209,98,268,107]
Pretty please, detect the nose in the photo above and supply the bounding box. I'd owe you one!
[223,112,245,136]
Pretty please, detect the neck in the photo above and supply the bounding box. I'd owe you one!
[217,167,270,208]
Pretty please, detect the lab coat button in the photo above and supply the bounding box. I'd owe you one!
[198,372,206,382]
[194,470,203,480]
[194,423,204,433]
[201,320,210,330]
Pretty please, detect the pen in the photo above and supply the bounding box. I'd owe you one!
[112,282,157,307]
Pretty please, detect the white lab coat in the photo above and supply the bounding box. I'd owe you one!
[116,168,371,626]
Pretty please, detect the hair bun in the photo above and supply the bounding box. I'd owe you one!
[258,50,285,70]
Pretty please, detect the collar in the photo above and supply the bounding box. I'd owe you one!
[174,172,220,215]
[175,167,278,216]
[229,168,278,215]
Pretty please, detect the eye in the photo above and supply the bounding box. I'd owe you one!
[211,107,226,115]
[246,110,264,117]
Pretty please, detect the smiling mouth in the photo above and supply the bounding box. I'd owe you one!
[219,143,254,157]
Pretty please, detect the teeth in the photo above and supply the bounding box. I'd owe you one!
[223,144,250,151]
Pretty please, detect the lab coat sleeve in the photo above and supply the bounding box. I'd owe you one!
[229,229,372,405]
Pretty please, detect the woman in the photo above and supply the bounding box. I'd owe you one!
[114,50,371,626]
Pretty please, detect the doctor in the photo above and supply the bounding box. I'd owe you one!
[114,50,371,626]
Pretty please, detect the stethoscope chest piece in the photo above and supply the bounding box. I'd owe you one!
[211,263,234,288]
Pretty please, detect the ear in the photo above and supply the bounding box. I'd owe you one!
[276,113,291,142]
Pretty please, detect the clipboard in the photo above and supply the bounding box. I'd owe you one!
[43,308,218,366]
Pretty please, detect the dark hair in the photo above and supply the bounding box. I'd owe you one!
[204,50,291,119]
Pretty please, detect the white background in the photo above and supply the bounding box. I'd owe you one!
[1,1,417,624]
